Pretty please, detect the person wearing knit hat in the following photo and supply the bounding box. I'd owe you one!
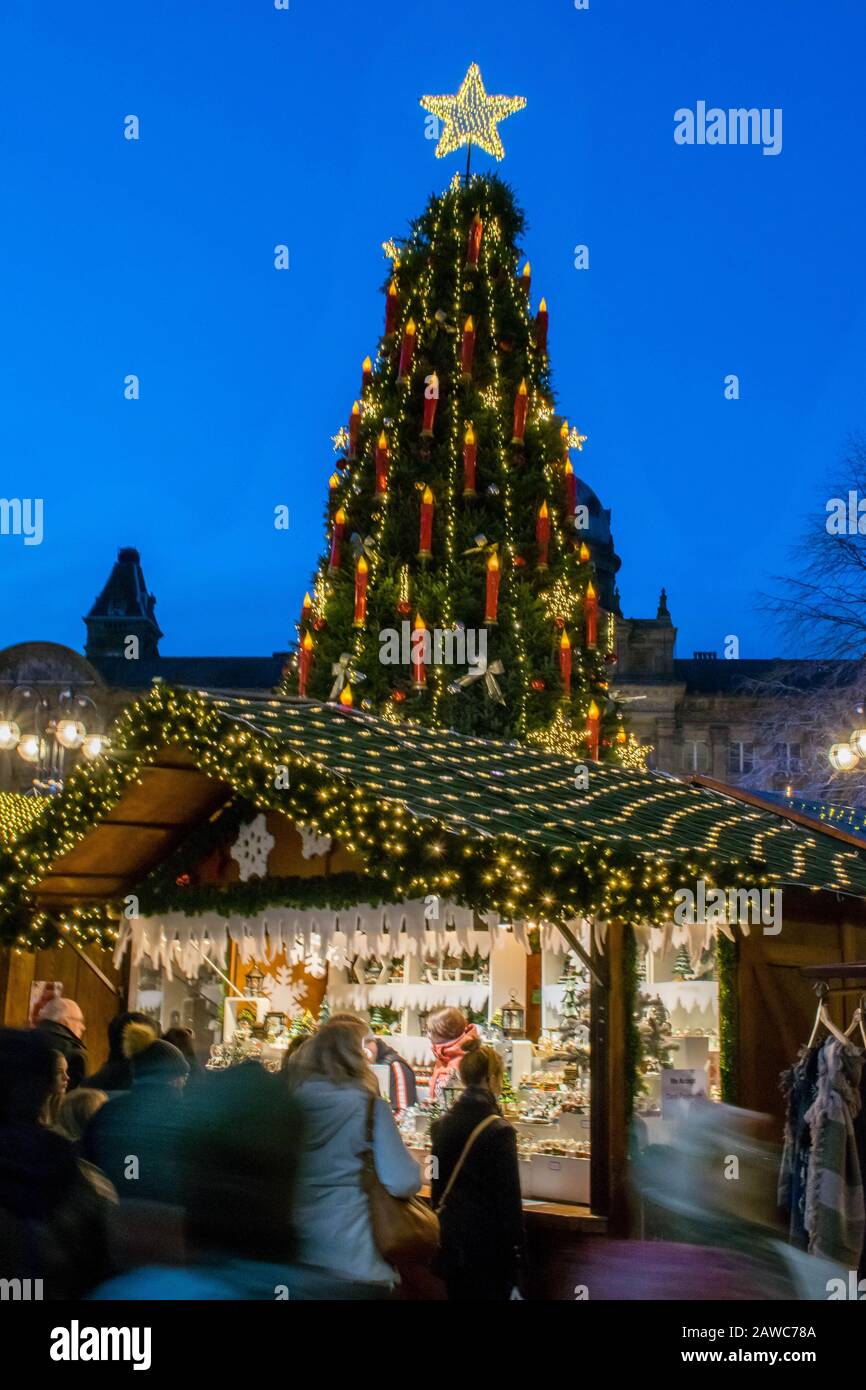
[81,1021,189,1203]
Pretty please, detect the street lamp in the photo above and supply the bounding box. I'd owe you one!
[0,688,110,792]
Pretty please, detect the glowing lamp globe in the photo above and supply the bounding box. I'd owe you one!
[81,734,109,761]
[16,734,40,763]
[830,742,859,771]
[0,720,20,751]
[851,730,866,760]
[55,719,86,750]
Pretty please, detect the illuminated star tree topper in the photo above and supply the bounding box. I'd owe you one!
[420,62,526,174]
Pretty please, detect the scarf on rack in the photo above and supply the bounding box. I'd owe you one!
[428,1025,479,1101]
[803,1037,865,1268]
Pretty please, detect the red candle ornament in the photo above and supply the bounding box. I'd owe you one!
[559,630,572,694]
[300,591,313,631]
[348,401,361,459]
[328,471,341,504]
[329,506,346,572]
[511,378,528,444]
[398,318,416,382]
[353,555,369,628]
[484,550,501,624]
[466,213,483,269]
[339,683,354,709]
[584,580,598,649]
[362,355,373,391]
[418,485,434,559]
[375,431,390,496]
[411,614,427,687]
[461,315,476,377]
[564,458,577,517]
[536,298,549,353]
[536,500,550,569]
[579,541,591,564]
[385,280,399,335]
[520,261,531,297]
[422,372,439,437]
[298,630,314,697]
[463,424,477,497]
[586,699,601,760]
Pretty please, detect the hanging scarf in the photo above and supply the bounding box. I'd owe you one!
[428,1024,479,1101]
[804,1037,865,1267]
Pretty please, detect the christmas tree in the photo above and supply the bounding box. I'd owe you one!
[673,945,694,980]
[286,65,625,757]
[636,993,676,1077]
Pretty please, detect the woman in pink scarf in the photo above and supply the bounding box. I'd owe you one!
[427,1008,479,1101]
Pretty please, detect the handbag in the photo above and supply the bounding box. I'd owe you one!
[361,1095,440,1268]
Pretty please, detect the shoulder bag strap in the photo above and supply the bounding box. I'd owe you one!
[435,1113,500,1214]
[365,1091,377,1148]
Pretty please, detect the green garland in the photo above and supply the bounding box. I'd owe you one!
[623,925,641,1125]
[716,931,739,1104]
[139,871,395,919]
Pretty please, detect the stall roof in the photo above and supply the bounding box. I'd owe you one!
[19,687,866,908]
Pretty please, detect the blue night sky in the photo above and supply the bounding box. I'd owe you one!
[2,0,865,660]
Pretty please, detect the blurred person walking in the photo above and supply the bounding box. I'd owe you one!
[54,1087,108,1151]
[81,1022,189,1203]
[430,1045,525,1300]
[35,997,87,1090]
[287,1019,422,1295]
[93,1064,375,1299]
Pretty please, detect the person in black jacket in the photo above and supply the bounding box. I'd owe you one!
[430,1044,525,1300]
[81,1011,157,1094]
[35,998,88,1091]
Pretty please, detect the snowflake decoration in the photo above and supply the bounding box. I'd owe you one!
[382,238,401,262]
[331,426,350,453]
[261,964,308,1017]
[295,822,333,859]
[568,427,588,451]
[230,814,275,882]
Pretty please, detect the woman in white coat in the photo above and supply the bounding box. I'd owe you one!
[286,1020,421,1295]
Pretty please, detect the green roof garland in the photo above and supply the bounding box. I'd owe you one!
[4,684,866,951]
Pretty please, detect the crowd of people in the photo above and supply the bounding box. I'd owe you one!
[0,997,526,1301]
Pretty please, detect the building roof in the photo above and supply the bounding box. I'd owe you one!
[88,655,289,691]
[85,547,162,630]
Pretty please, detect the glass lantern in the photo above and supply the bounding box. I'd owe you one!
[500,992,526,1037]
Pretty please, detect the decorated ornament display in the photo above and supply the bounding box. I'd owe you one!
[348,401,361,459]
[298,631,314,697]
[536,298,549,353]
[353,555,369,628]
[466,213,483,268]
[512,378,528,444]
[418,486,434,559]
[385,280,399,335]
[484,550,501,624]
[584,581,598,649]
[422,372,439,437]
[375,431,390,496]
[329,507,346,572]
[586,699,601,760]
[463,424,477,496]
[536,500,550,569]
[559,630,572,693]
[461,316,476,376]
[411,614,427,687]
[398,318,416,381]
